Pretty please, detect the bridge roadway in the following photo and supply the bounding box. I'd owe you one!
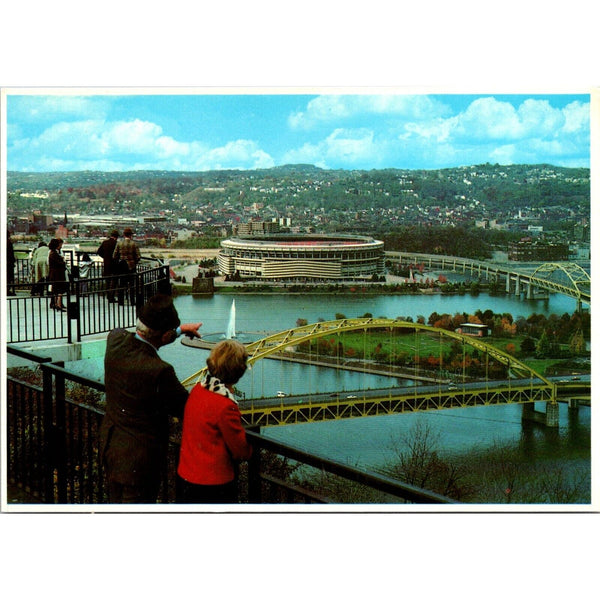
[237,375,590,427]
[386,251,591,308]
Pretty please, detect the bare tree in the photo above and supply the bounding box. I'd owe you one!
[383,421,474,501]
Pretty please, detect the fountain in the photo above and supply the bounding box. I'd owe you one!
[226,299,236,339]
[181,298,262,348]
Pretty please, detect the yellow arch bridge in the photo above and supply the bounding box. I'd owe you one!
[181,319,585,428]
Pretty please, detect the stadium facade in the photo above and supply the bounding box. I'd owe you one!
[217,234,385,281]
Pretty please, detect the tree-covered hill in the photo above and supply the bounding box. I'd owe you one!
[7,163,589,218]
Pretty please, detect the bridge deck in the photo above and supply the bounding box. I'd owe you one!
[237,381,579,427]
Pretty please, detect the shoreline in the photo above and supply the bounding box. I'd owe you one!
[174,282,498,297]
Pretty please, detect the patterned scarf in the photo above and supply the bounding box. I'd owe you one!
[201,373,238,405]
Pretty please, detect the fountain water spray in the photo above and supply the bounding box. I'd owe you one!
[226,299,236,339]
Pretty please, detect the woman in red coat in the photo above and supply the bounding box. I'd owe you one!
[177,339,252,503]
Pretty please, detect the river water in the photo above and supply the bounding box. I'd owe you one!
[161,290,591,502]
[71,288,591,502]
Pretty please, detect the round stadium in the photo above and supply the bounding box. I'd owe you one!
[217,234,385,282]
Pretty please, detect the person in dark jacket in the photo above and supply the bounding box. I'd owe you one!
[48,237,68,311]
[112,227,140,305]
[97,230,119,302]
[6,231,16,295]
[99,294,202,503]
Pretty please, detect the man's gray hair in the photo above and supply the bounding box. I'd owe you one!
[136,318,162,342]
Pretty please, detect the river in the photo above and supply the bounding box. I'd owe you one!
[161,290,591,503]
[69,288,591,502]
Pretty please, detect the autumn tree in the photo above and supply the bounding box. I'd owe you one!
[569,330,586,356]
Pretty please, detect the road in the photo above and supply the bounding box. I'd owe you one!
[238,374,590,410]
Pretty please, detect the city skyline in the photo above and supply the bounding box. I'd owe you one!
[4,90,590,173]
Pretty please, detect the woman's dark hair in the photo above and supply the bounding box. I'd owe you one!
[48,238,63,251]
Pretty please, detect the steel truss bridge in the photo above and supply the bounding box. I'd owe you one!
[387,252,591,309]
[181,318,574,428]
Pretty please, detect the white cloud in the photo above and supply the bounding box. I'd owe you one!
[403,117,456,142]
[288,94,450,130]
[104,119,166,154]
[561,100,589,133]
[451,97,523,140]
[283,128,378,167]
[489,144,518,164]
[517,99,564,136]
[446,97,589,145]
[7,94,590,172]
[201,140,275,170]
[8,118,275,171]
[9,95,109,122]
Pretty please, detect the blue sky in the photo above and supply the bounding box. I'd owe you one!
[5,91,590,172]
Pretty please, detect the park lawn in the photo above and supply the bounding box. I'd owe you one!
[331,328,452,358]
[307,329,586,376]
[319,328,512,362]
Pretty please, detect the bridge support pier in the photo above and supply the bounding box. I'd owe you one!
[568,398,579,410]
[522,402,559,427]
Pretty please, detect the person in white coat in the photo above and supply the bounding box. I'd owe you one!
[30,241,50,296]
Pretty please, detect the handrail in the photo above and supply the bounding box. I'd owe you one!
[39,361,106,392]
[6,344,457,505]
[5,262,171,343]
[245,430,456,504]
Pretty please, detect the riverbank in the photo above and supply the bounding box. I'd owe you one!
[173,279,499,296]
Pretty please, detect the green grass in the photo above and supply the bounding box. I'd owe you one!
[304,329,589,378]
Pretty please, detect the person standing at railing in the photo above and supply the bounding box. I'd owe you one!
[112,227,141,305]
[30,241,50,296]
[77,252,93,294]
[97,229,119,302]
[176,339,253,504]
[6,230,16,296]
[99,293,202,504]
[48,237,68,311]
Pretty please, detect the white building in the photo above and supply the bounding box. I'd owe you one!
[218,234,385,281]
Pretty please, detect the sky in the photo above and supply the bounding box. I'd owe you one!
[4,91,591,173]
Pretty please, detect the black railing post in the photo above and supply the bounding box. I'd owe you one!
[135,270,144,312]
[247,450,262,504]
[69,279,82,343]
[246,428,263,503]
[41,363,56,502]
[158,265,172,296]
[53,363,68,503]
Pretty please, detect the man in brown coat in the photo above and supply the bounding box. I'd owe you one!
[99,294,202,503]
[112,227,140,305]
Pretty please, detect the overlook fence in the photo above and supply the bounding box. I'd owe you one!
[5,346,456,506]
[6,253,171,344]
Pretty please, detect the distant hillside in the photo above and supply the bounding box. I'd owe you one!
[6,164,331,192]
[6,163,590,217]
[7,162,589,188]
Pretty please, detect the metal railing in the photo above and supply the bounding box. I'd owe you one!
[6,258,171,344]
[6,346,456,506]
